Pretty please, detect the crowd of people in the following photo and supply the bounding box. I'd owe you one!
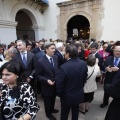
[0,38,119,120]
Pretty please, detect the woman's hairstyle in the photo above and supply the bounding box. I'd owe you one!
[86,54,96,67]
[0,60,24,83]
[0,60,24,98]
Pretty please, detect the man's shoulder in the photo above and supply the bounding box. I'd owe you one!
[106,56,114,61]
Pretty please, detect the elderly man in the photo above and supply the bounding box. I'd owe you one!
[100,45,120,108]
[54,42,65,67]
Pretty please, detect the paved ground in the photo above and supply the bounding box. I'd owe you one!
[35,83,112,120]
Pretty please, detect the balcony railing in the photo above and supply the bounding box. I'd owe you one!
[31,0,49,6]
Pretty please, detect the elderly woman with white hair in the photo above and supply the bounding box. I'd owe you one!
[54,42,65,67]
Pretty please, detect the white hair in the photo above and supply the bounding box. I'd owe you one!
[55,42,63,50]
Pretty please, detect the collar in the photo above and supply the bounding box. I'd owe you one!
[46,54,52,60]
[92,51,98,56]
[20,51,27,54]
[114,57,120,61]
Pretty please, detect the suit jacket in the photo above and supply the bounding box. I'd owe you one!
[104,56,120,84]
[56,58,88,106]
[11,52,36,81]
[78,49,85,61]
[35,55,58,96]
[104,81,120,120]
[54,50,65,67]
[32,47,41,54]
[34,51,45,61]
[95,52,103,71]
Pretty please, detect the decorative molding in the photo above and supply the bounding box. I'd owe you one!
[0,20,17,28]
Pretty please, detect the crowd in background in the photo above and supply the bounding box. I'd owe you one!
[0,38,120,120]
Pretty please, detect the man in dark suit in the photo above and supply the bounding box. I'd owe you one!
[54,42,65,67]
[32,40,44,54]
[56,45,88,120]
[104,80,120,120]
[90,42,103,71]
[100,45,120,108]
[11,40,36,96]
[36,42,58,120]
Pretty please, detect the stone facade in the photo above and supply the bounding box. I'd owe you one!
[57,0,104,41]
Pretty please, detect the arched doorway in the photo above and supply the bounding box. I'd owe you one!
[16,11,35,40]
[67,15,90,39]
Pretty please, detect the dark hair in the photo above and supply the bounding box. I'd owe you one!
[115,41,120,46]
[74,43,82,49]
[0,60,24,98]
[91,38,96,42]
[86,54,96,67]
[0,60,24,83]
[44,42,55,53]
[65,45,78,59]
[90,42,98,49]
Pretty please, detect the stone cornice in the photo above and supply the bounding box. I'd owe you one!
[0,20,17,28]
[57,0,87,6]
[57,0,99,7]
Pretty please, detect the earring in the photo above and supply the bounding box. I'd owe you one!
[17,76,18,78]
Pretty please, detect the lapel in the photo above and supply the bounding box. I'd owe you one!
[26,52,31,68]
[53,56,58,73]
[44,55,55,72]
[56,50,63,60]
[111,56,115,67]
[117,58,120,68]
[16,53,25,69]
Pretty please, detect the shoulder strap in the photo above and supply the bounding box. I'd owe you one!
[86,66,95,80]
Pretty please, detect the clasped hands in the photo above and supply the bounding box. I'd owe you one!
[47,80,55,85]
[106,65,119,72]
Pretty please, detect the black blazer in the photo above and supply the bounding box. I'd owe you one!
[54,50,65,67]
[11,52,36,81]
[32,47,41,54]
[104,81,120,120]
[104,56,120,84]
[56,58,88,106]
[95,52,103,70]
[35,55,58,96]
[34,51,45,61]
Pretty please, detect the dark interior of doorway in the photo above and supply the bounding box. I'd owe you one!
[16,11,35,41]
[67,15,90,40]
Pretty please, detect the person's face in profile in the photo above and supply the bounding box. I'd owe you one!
[46,45,55,57]
[17,41,26,53]
[2,69,17,87]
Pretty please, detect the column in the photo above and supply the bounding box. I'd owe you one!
[0,20,17,44]
[32,26,45,41]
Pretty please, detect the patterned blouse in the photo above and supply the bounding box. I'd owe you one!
[0,83,39,120]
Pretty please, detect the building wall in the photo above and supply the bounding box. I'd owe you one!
[0,0,120,44]
[101,0,120,41]
[0,0,44,44]
[44,0,70,41]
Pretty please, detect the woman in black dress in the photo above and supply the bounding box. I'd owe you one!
[0,61,39,120]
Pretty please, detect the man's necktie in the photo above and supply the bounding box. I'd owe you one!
[50,57,54,69]
[114,58,119,66]
[22,53,27,68]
